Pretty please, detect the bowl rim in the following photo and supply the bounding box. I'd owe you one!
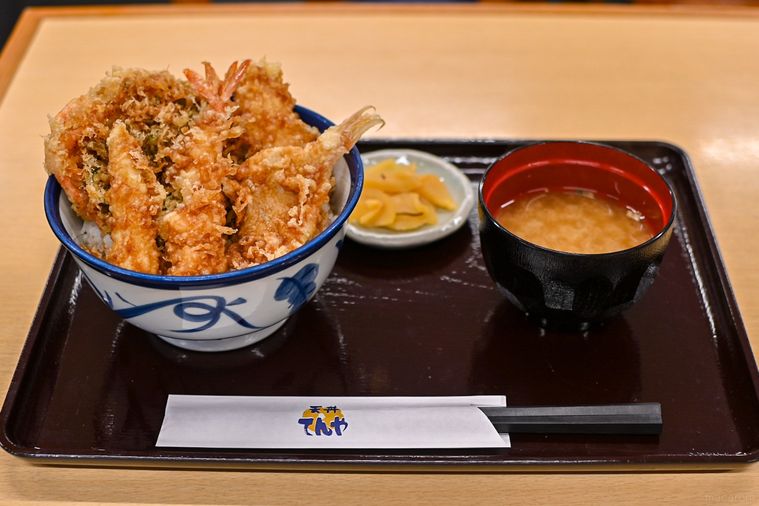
[44,105,363,289]
[477,140,678,258]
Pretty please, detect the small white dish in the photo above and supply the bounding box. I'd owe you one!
[347,149,475,249]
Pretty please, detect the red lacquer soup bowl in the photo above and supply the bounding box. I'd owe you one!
[478,141,676,329]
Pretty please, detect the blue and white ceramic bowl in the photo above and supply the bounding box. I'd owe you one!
[44,106,363,352]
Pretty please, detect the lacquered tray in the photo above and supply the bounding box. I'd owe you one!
[2,139,758,471]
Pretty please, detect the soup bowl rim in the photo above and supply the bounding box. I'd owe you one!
[478,140,677,259]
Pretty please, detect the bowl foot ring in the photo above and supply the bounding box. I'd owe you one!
[156,319,287,352]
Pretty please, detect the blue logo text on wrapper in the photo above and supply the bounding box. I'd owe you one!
[298,405,348,436]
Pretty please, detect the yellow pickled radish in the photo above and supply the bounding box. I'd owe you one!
[349,198,382,225]
[386,194,437,231]
[389,192,427,215]
[360,188,396,227]
[365,159,415,177]
[350,158,457,231]
[352,199,382,225]
[417,173,456,210]
[390,206,437,231]
[365,169,422,193]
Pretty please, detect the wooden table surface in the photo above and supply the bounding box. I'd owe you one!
[0,3,758,504]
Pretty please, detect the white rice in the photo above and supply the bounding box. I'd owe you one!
[78,221,112,254]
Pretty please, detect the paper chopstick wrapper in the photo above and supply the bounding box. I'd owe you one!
[156,395,509,449]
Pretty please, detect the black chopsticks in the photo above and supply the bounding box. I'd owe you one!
[480,403,662,435]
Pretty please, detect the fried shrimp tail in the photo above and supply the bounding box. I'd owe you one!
[183,60,250,112]
[231,106,383,267]
[159,60,251,276]
[336,105,387,140]
[105,121,166,273]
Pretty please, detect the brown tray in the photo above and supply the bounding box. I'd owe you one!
[2,139,758,471]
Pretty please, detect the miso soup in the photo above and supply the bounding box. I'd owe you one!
[495,189,655,254]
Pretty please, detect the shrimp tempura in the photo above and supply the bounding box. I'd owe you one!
[105,121,166,273]
[230,106,383,267]
[159,60,250,276]
[230,59,319,158]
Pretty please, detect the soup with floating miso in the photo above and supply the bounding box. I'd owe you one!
[495,188,655,254]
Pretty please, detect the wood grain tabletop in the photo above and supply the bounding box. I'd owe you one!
[0,4,757,505]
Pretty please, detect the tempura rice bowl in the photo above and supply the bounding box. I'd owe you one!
[44,106,363,352]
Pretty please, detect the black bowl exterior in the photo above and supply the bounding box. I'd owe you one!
[478,205,675,328]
